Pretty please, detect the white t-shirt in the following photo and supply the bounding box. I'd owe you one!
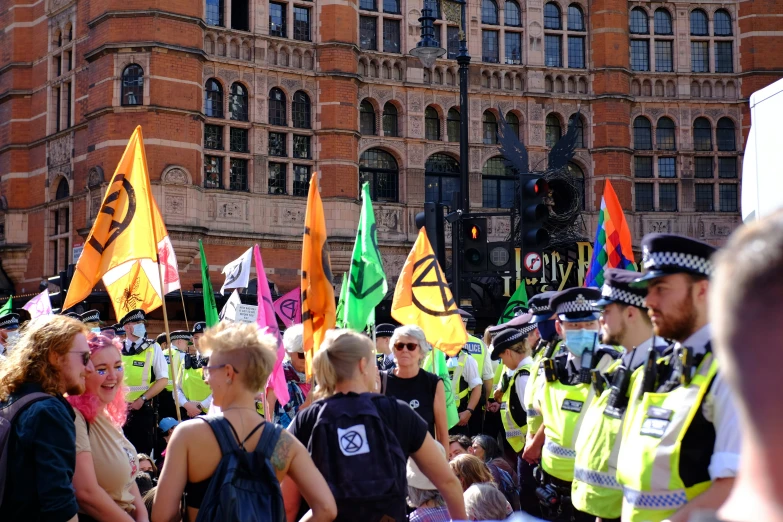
[448,353,483,390]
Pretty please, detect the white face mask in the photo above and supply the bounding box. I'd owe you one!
[132,323,146,339]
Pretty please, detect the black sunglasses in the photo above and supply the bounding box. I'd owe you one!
[295,352,305,360]
[393,342,419,351]
[70,350,91,366]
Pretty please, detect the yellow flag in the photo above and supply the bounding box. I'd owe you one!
[391,227,467,356]
[64,126,172,318]
[301,173,336,378]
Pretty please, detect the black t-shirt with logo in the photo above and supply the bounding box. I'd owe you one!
[383,369,441,438]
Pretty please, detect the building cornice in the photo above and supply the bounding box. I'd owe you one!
[87,9,207,30]
[83,42,206,63]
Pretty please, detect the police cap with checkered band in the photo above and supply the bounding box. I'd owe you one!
[79,309,102,324]
[631,233,717,287]
[169,330,193,342]
[595,268,648,310]
[549,287,602,323]
[527,291,558,324]
[120,309,146,326]
[192,321,207,335]
[0,313,20,330]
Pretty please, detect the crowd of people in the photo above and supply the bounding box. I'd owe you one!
[2,216,783,521]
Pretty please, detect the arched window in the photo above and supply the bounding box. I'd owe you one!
[690,9,708,36]
[630,8,648,34]
[482,0,498,25]
[545,114,562,148]
[654,8,673,35]
[505,0,521,26]
[544,2,561,30]
[360,100,376,135]
[425,106,440,140]
[425,153,460,204]
[229,83,248,121]
[55,178,70,200]
[714,9,732,36]
[693,117,712,151]
[383,103,398,137]
[506,112,519,139]
[204,78,223,118]
[483,111,498,144]
[633,116,652,150]
[567,4,585,31]
[717,118,736,151]
[360,149,399,202]
[568,162,585,210]
[482,157,514,208]
[447,108,460,142]
[292,91,311,129]
[268,88,286,126]
[656,117,676,150]
[569,114,585,148]
[121,65,144,107]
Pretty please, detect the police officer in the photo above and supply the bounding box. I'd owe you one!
[527,287,620,522]
[79,309,103,332]
[571,269,667,522]
[458,309,494,435]
[0,312,20,356]
[174,330,212,418]
[191,321,206,351]
[447,339,483,437]
[375,323,397,371]
[120,309,169,455]
[113,323,126,342]
[616,234,739,522]
[156,330,183,422]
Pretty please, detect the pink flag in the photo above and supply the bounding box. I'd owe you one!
[273,287,301,328]
[23,289,53,319]
[253,244,290,406]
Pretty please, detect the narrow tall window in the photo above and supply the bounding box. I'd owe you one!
[204,156,223,189]
[690,9,708,36]
[631,40,649,71]
[505,1,521,26]
[482,0,498,25]
[360,16,378,50]
[229,83,248,121]
[694,184,714,211]
[545,114,561,148]
[568,35,585,68]
[292,91,311,129]
[229,158,248,191]
[270,3,286,37]
[447,108,460,142]
[714,10,732,36]
[507,112,520,139]
[655,41,673,72]
[630,8,648,34]
[482,30,500,63]
[567,5,584,31]
[505,32,522,65]
[206,0,224,26]
[383,19,401,53]
[715,42,733,73]
[205,79,223,118]
[654,9,672,35]
[569,114,585,148]
[204,124,223,150]
[425,107,440,140]
[360,100,376,135]
[693,117,712,151]
[545,35,562,67]
[716,118,736,151]
[382,103,398,137]
[659,183,678,211]
[483,111,498,144]
[122,65,144,106]
[691,41,709,73]
[294,7,311,41]
[633,117,652,150]
[268,88,286,126]
[447,27,460,59]
[544,3,561,29]
[231,0,249,31]
[656,117,675,150]
[360,149,399,202]
[635,183,653,211]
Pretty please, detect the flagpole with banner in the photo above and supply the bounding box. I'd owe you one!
[584,179,635,287]
[497,281,528,325]
[0,297,12,316]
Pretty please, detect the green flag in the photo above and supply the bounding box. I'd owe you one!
[423,349,460,429]
[344,182,388,332]
[498,281,528,324]
[335,272,348,328]
[199,240,220,327]
[0,297,12,316]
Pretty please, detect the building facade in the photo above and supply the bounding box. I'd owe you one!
[0,0,780,321]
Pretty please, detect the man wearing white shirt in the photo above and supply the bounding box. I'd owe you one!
[447,347,483,436]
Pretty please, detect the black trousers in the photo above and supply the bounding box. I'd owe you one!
[123,401,156,455]
[539,470,595,522]
[517,457,544,518]
[158,390,177,421]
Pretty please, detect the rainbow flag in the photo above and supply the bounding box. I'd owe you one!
[585,180,635,287]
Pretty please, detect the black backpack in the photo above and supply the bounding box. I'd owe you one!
[194,416,285,522]
[0,392,51,503]
[308,394,408,522]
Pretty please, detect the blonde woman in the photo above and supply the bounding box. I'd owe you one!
[152,321,336,522]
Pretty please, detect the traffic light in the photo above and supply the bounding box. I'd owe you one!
[520,174,551,248]
[462,217,488,272]
[415,202,446,269]
[48,271,67,313]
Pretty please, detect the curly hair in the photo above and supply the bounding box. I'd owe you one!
[67,334,129,428]
[0,315,89,401]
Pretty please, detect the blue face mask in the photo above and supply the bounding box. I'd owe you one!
[91,328,101,334]
[564,329,599,357]
[537,320,558,342]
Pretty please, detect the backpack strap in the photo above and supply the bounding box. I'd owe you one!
[380,370,388,395]
[255,422,283,460]
[0,392,52,420]
[197,416,239,456]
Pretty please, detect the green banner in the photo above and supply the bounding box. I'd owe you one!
[498,281,528,324]
[199,240,220,327]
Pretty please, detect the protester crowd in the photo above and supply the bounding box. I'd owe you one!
[5,217,783,522]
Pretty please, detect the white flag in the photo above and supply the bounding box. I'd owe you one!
[157,235,181,295]
[220,247,253,295]
[220,289,242,321]
[23,289,53,319]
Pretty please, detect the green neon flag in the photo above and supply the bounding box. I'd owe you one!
[336,272,348,328]
[498,281,529,324]
[344,182,388,332]
[423,348,460,429]
[0,297,12,316]
[199,240,220,327]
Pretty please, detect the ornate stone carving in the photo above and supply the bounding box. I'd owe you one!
[219,68,240,84]
[710,222,732,237]
[48,135,72,168]
[647,107,664,119]
[531,124,543,144]
[282,78,301,92]
[162,166,190,185]
[437,96,455,110]
[378,208,402,233]
[207,197,216,218]
[87,166,104,187]
[698,220,705,238]
[167,195,186,215]
[409,144,424,167]
[281,207,305,224]
[409,95,422,113]
[218,202,245,219]
[647,220,670,233]
[90,194,101,219]
[530,104,544,121]
[410,116,423,138]
[706,108,723,121]
[374,88,392,104]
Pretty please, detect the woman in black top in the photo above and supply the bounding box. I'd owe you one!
[382,325,449,451]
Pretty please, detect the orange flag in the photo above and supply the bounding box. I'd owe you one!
[300,173,336,378]
[63,126,177,318]
[391,227,467,356]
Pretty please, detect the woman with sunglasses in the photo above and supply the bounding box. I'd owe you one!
[381,325,449,451]
[152,321,335,522]
[267,323,311,428]
[68,332,148,522]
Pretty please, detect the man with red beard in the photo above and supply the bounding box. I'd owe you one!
[615,234,740,522]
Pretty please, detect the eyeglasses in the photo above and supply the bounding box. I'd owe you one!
[70,350,91,366]
[202,363,239,378]
[295,352,305,360]
[393,342,419,351]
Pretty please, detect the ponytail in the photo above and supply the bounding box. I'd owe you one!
[312,329,373,400]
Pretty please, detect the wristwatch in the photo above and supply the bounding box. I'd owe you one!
[466,407,475,414]
[140,394,148,402]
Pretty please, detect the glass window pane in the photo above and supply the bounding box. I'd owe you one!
[360,149,399,202]
[122,65,144,107]
[269,132,286,157]
[630,40,649,71]
[694,157,713,178]
[205,79,223,118]
[447,109,460,142]
[360,16,377,50]
[292,92,311,129]
[568,36,585,68]
[269,88,286,126]
[204,155,223,189]
[483,112,498,144]
[229,84,248,121]
[229,158,248,191]
[505,32,522,65]
[383,0,400,14]
[654,9,672,35]
[545,35,562,67]
[229,127,248,153]
[655,40,673,72]
[383,19,400,53]
[568,5,584,31]
[425,107,440,140]
[508,113,520,139]
[360,100,376,135]
[635,183,653,211]
[714,10,732,36]
[204,124,223,150]
[569,114,584,148]
[505,1,521,26]
[633,117,652,149]
[482,30,499,63]
[206,0,224,26]
[294,7,310,41]
[658,157,676,178]
[270,3,286,37]
[383,103,398,137]
[693,118,712,150]
[293,135,311,159]
[447,26,460,59]
[483,179,500,208]
[634,156,653,178]
[268,162,286,194]
[694,184,714,211]
[656,118,675,150]
[482,0,498,25]
[715,42,733,73]
[659,183,678,211]
[719,157,737,178]
[360,0,376,10]
[629,8,648,34]
[546,115,561,148]
[544,3,561,29]
[719,184,738,212]
[425,153,460,204]
[690,9,708,36]
[482,157,510,176]
[691,41,709,72]
[717,119,736,151]
[293,165,311,197]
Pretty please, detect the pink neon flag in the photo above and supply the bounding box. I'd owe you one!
[273,287,301,328]
[254,244,290,406]
[23,289,53,319]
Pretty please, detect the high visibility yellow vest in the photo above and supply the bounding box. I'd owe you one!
[179,366,212,406]
[616,353,718,522]
[123,347,154,402]
[523,341,562,437]
[572,359,627,519]
[464,335,486,381]
[501,362,531,452]
[492,360,505,388]
[164,350,184,392]
[448,353,471,409]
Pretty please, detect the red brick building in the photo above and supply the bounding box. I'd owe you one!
[0,0,780,323]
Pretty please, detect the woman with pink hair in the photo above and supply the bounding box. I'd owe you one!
[68,333,147,522]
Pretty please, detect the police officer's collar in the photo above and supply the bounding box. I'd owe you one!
[513,355,533,371]
[622,336,665,370]
[673,323,711,358]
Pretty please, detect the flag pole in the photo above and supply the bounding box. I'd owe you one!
[178,288,190,331]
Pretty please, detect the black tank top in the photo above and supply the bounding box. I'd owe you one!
[383,369,440,437]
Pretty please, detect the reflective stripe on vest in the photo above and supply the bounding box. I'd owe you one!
[124,348,154,401]
[450,354,469,402]
[571,358,626,519]
[524,341,561,436]
[616,353,718,522]
[165,350,183,392]
[501,363,531,452]
[465,335,486,382]
[544,439,576,458]
[180,366,212,405]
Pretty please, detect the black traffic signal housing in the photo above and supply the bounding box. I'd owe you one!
[520,174,551,249]
[463,217,488,272]
[415,202,446,269]
[48,271,67,313]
